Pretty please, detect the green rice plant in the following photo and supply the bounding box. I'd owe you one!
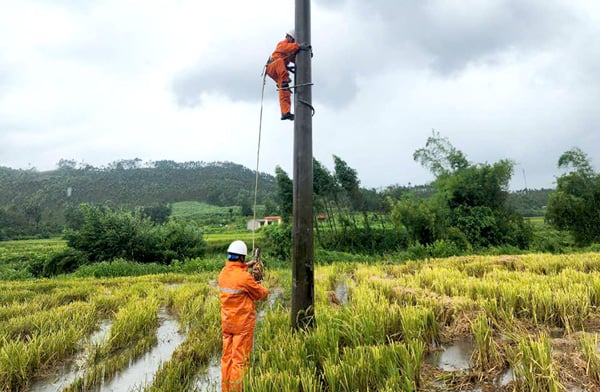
[510,334,563,392]
[0,324,86,391]
[322,340,424,392]
[302,316,341,365]
[0,301,44,323]
[90,289,133,317]
[146,289,221,392]
[88,296,159,363]
[64,334,158,392]
[470,313,503,372]
[167,283,213,327]
[334,285,390,347]
[0,301,97,343]
[554,284,590,331]
[579,333,600,383]
[529,285,556,326]
[244,367,302,391]
[253,330,305,376]
[0,288,37,304]
[297,366,322,392]
[0,337,33,391]
[399,305,438,345]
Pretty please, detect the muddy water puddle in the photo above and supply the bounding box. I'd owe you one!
[29,309,185,392]
[29,320,113,392]
[426,340,474,371]
[335,281,349,305]
[192,356,221,392]
[257,288,284,321]
[98,309,185,391]
[426,341,515,390]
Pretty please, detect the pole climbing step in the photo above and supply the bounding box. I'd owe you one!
[277,82,314,91]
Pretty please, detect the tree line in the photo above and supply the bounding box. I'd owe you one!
[1,146,554,243]
[269,133,598,257]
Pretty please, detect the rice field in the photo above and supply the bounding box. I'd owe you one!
[2,253,600,391]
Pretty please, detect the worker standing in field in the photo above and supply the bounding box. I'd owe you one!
[265,29,310,121]
[219,240,268,392]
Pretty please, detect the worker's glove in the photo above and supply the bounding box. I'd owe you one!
[299,43,311,51]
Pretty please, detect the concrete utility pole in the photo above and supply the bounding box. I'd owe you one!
[291,0,314,330]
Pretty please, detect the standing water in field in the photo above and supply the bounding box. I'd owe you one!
[425,340,475,371]
[192,356,221,392]
[97,309,185,391]
[29,320,113,392]
[257,287,284,321]
[335,280,349,305]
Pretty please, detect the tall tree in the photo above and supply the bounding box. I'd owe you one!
[333,155,363,211]
[546,148,600,245]
[275,166,293,223]
[406,133,531,248]
[313,158,337,235]
[413,130,469,177]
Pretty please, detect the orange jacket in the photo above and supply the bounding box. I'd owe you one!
[219,261,268,334]
[270,39,300,66]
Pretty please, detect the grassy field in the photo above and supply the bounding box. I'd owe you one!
[526,216,545,228]
[171,201,241,218]
[3,252,600,390]
[0,231,263,280]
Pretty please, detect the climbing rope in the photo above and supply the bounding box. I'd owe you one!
[251,60,315,253]
[251,70,268,252]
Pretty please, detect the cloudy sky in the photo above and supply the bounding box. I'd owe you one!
[1,0,599,190]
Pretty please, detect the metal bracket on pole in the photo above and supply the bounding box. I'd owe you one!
[277,82,314,91]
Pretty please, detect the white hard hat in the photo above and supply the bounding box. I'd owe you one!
[287,29,296,40]
[227,240,247,256]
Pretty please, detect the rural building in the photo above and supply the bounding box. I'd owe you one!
[246,216,282,230]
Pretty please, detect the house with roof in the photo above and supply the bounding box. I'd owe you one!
[246,215,282,230]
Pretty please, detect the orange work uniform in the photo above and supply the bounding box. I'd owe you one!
[219,261,268,392]
[266,39,300,115]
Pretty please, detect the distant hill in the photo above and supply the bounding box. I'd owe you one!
[0,158,553,239]
[0,160,277,238]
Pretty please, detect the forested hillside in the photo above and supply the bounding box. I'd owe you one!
[0,160,277,238]
[0,156,554,240]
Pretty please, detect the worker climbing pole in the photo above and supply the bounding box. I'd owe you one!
[291,0,315,330]
[265,32,311,121]
[255,0,314,331]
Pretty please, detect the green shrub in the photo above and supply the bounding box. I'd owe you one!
[63,204,205,266]
[262,224,292,261]
[531,224,574,253]
[73,259,170,278]
[317,227,408,255]
[42,248,89,277]
[428,239,462,258]
[158,220,206,263]
[172,256,223,273]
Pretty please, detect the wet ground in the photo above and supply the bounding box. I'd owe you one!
[425,340,474,371]
[99,309,185,391]
[29,320,113,392]
[28,309,186,392]
[425,340,514,390]
[335,281,349,305]
[192,356,221,392]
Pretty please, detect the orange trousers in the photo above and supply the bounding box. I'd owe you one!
[266,58,291,115]
[221,330,254,392]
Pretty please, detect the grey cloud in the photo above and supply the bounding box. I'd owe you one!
[172,64,265,108]
[316,0,576,74]
[170,0,593,112]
